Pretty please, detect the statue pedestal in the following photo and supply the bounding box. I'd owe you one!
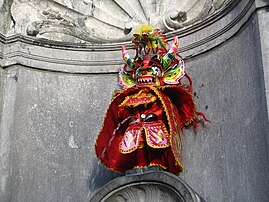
[89,167,205,202]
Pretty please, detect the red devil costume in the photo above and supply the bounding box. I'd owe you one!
[95,25,206,174]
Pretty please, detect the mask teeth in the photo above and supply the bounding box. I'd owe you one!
[137,77,154,84]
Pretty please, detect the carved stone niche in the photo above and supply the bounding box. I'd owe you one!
[89,168,205,202]
[9,0,232,43]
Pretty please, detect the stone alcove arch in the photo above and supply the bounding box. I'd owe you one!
[0,0,256,74]
[10,0,233,43]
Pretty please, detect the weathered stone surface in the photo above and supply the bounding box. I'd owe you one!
[256,1,269,178]
[0,0,253,74]
[256,3,269,120]
[0,67,4,118]
[7,0,233,42]
[0,66,120,201]
[0,67,17,202]
[0,0,13,35]
[0,0,268,202]
[180,13,269,201]
[89,169,205,202]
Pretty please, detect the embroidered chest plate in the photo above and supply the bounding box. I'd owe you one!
[119,90,157,107]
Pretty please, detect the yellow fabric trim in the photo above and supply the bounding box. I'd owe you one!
[143,125,170,149]
[119,89,157,108]
[133,165,147,169]
[149,163,167,170]
[120,126,143,154]
[157,84,198,126]
[95,88,134,173]
[148,86,184,170]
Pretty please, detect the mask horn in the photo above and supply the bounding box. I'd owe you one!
[122,45,134,70]
[162,36,179,70]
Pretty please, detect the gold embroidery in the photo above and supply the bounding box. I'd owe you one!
[149,86,184,169]
[149,163,167,170]
[119,89,157,107]
[156,131,163,143]
[96,85,194,172]
[120,127,143,154]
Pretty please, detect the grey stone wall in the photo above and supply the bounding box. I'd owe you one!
[1,67,120,201]
[0,0,268,202]
[0,68,4,120]
[256,1,269,123]
[181,14,269,201]
[0,0,12,35]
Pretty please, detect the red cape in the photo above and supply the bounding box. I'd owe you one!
[95,85,197,174]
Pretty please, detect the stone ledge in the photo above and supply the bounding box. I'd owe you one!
[89,169,205,202]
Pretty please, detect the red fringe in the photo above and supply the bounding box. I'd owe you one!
[184,73,193,93]
[196,112,211,123]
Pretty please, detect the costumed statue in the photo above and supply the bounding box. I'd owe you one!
[95,25,207,175]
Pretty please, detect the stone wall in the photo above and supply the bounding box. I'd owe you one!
[181,14,269,201]
[0,0,268,201]
[2,67,119,201]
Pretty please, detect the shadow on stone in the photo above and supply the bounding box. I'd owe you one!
[87,160,120,195]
